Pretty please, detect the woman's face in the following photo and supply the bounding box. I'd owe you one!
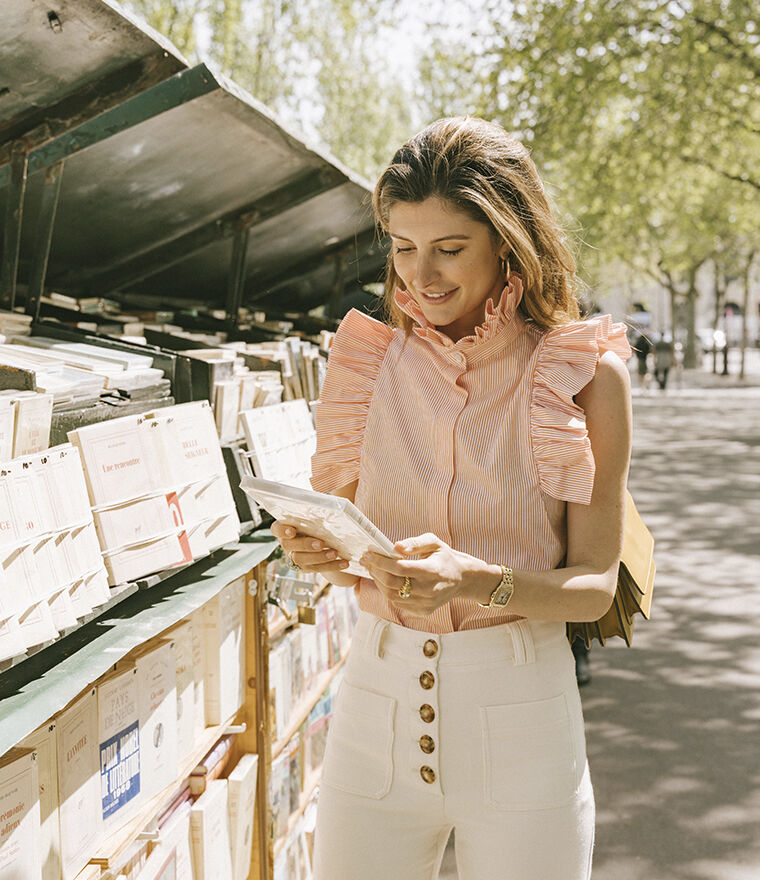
[388,196,509,342]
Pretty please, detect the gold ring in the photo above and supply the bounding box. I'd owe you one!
[398,576,412,599]
[285,553,301,572]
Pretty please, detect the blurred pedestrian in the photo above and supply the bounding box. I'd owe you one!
[634,332,652,389]
[653,333,674,390]
[572,637,591,686]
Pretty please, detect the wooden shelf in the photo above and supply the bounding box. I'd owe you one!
[90,711,243,869]
[271,645,350,761]
[272,766,321,859]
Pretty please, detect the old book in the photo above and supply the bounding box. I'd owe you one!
[0,398,14,461]
[0,748,41,880]
[19,723,60,880]
[268,640,292,742]
[7,391,53,456]
[0,616,25,663]
[68,414,155,508]
[289,627,305,707]
[188,735,233,797]
[269,751,290,843]
[97,664,143,831]
[201,577,245,725]
[189,608,207,743]
[214,379,240,443]
[102,529,191,586]
[189,779,233,880]
[168,620,196,764]
[239,400,315,489]
[93,492,180,550]
[240,476,397,578]
[56,688,103,880]
[132,639,178,802]
[17,601,59,650]
[159,798,194,880]
[226,753,258,880]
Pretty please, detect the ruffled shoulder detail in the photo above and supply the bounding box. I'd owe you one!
[531,316,632,504]
[311,309,394,494]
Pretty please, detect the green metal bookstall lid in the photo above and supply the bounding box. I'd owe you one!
[0,0,385,321]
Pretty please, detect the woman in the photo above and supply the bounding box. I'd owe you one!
[272,116,632,880]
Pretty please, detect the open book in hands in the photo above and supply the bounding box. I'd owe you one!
[240,476,398,578]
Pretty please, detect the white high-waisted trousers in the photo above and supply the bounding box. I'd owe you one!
[313,611,595,880]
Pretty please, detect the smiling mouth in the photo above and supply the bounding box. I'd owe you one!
[420,288,456,302]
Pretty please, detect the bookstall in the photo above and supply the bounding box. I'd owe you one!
[0,1,384,878]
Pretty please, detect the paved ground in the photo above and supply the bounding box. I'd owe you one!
[439,363,760,879]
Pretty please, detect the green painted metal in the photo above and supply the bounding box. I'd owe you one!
[0,65,219,190]
[249,226,381,302]
[25,160,64,320]
[62,166,348,294]
[0,142,28,308]
[225,219,250,326]
[0,537,277,755]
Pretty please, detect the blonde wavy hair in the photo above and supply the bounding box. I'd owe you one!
[372,116,580,332]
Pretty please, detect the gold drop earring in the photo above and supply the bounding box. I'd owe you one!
[500,256,511,280]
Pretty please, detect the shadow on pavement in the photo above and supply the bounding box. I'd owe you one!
[586,395,760,880]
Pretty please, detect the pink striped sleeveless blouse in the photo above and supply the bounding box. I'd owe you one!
[311,276,632,632]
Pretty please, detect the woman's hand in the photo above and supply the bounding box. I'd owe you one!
[270,520,358,586]
[361,533,500,616]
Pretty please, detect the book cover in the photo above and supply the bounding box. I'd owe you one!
[56,688,103,880]
[18,601,58,650]
[19,723,60,880]
[269,752,289,844]
[93,493,178,551]
[169,620,195,764]
[0,616,24,663]
[0,398,15,461]
[0,748,41,880]
[240,476,398,577]
[288,628,305,707]
[68,414,155,508]
[97,665,142,831]
[149,402,227,487]
[226,753,258,880]
[133,639,178,803]
[159,799,194,880]
[11,392,53,456]
[187,734,233,798]
[201,577,245,725]
[102,529,191,586]
[189,609,206,743]
[268,640,292,742]
[189,779,233,880]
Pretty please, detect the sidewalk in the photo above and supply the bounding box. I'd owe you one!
[583,384,760,879]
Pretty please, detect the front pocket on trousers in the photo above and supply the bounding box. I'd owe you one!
[482,693,581,811]
[321,682,396,799]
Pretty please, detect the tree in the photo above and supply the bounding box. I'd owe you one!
[417,0,760,364]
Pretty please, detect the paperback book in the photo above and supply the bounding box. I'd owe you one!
[240,476,398,578]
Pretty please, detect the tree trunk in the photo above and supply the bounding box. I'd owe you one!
[684,287,699,369]
[740,251,756,380]
[712,260,725,375]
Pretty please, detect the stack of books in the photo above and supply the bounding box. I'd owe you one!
[68,401,240,585]
[240,400,316,490]
[0,443,111,660]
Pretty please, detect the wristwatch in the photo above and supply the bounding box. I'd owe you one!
[478,565,515,608]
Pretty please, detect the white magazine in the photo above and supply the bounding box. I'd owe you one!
[240,476,398,578]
